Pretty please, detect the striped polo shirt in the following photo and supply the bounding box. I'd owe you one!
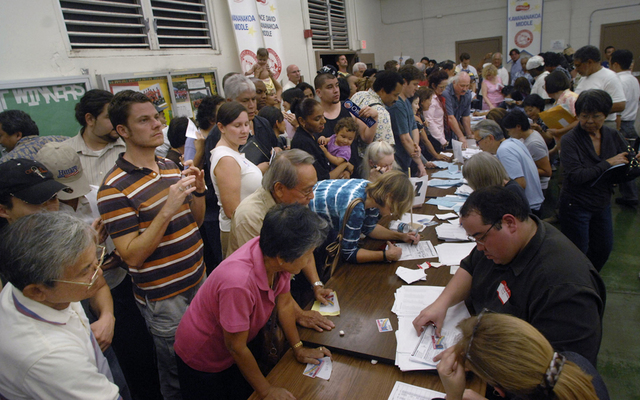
[97,154,205,304]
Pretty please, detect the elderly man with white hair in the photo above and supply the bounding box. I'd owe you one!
[441,72,473,146]
[352,62,367,78]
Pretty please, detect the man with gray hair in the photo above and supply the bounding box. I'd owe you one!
[352,62,367,78]
[441,72,473,147]
[0,212,122,399]
[227,149,335,331]
[473,119,544,212]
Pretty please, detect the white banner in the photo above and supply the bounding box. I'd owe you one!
[256,0,285,81]
[227,0,265,76]
[227,0,286,81]
[507,0,544,56]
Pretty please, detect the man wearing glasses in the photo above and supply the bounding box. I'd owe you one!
[0,212,122,399]
[227,150,335,331]
[413,186,605,366]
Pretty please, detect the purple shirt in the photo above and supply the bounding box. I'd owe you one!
[327,134,351,166]
[174,237,291,373]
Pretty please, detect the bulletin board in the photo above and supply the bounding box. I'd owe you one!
[0,76,92,137]
[168,68,220,119]
[98,72,174,124]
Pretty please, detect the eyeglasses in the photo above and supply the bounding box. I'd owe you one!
[475,135,490,145]
[578,112,606,121]
[464,308,495,382]
[294,187,314,198]
[467,220,500,245]
[53,245,105,289]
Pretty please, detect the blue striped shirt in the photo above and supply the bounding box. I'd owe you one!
[309,179,380,263]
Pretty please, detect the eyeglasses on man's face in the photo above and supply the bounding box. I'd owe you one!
[53,245,106,289]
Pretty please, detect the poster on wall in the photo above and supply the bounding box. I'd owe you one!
[105,74,174,123]
[507,0,543,56]
[0,76,91,137]
[256,0,285,81]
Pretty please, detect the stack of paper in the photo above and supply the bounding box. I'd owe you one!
[397,213,437,232]
[462,148,483,160]
[428,178,465,188]
[455,184,473,196]
[431,170,463,179]
[431,161,455,169]
[435,223,470,241]
[311,292,340,316]
[387,381,445,400]
[434,242,476,266]
[395,266,427,284]
[391,285,470,371]
[394,241,438,261]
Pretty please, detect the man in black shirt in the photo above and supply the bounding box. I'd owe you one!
[413,186,605,365]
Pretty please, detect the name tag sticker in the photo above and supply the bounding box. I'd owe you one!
[497,280,511,305]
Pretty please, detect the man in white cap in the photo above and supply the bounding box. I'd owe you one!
[526,55,552,108]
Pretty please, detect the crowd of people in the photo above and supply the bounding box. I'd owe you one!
[0,43,635,400]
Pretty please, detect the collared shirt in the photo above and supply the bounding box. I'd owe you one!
[350,89,395,144]
[0,284,120,400]
[616,70,640,121]
[509,59,523,85]
[461,216,605,366]
[227,187,276,255]
[174,237,291,373]
[0,135,67,164]
[441,84,472,121]
[97,154,205,304]
[64,131,126,187]
[496,139,544,211]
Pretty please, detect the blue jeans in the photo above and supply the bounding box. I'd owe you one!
[559,201,612,272]
[137,278,205,400]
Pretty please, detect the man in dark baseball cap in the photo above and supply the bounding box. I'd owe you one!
[0,158,71,223]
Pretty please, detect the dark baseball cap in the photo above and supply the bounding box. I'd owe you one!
[0,159,71,204]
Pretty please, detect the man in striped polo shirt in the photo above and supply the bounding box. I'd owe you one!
[98,90,206,400]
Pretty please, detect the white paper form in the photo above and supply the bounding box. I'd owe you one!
[395,241,438,261]
[435,224,470,242]
[434,242,476,266]
[395,267,427,284]
[387,381,445,400]
[409,325,460,367]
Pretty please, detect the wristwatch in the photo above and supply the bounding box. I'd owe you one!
[313,281,324,288]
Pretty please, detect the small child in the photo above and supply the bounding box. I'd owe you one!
[318,117,358,169]
[246,48,272,81]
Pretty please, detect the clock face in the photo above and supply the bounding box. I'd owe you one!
[515,29,533,48]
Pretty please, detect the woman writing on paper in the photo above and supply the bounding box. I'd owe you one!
[309,170,419,264]
[175,204,332,400]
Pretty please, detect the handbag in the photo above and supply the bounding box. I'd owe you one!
[249,284,288,375]
[323,198,364,278]
[241,135,271,165]
[610,130,640,183]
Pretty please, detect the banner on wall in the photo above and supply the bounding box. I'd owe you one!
[227,0,286,81]
[256,0,285,80]
[507,0,544,56]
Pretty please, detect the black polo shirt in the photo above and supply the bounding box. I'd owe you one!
[460,216,606,365]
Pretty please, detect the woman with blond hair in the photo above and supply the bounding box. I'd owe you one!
[309,170,419,264]
[436,312,609,400]
[360,140,399,180]
[481,64,504,110]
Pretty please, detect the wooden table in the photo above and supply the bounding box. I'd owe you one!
[248,350,485,400]
[249,179,484,399]
[299,185,459,363]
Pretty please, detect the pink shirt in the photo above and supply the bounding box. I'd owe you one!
[425,94,447,145]
[174,237,291,373]
[482,77,504,110]
[555,89,578,116]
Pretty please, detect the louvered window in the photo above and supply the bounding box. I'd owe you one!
[308,0,349,50]
[59,0,215,50]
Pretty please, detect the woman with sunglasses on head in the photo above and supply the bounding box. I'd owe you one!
[435,312,609,400]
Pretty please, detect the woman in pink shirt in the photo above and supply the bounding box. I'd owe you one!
[174,204,331,400]
[481,64,504,110]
